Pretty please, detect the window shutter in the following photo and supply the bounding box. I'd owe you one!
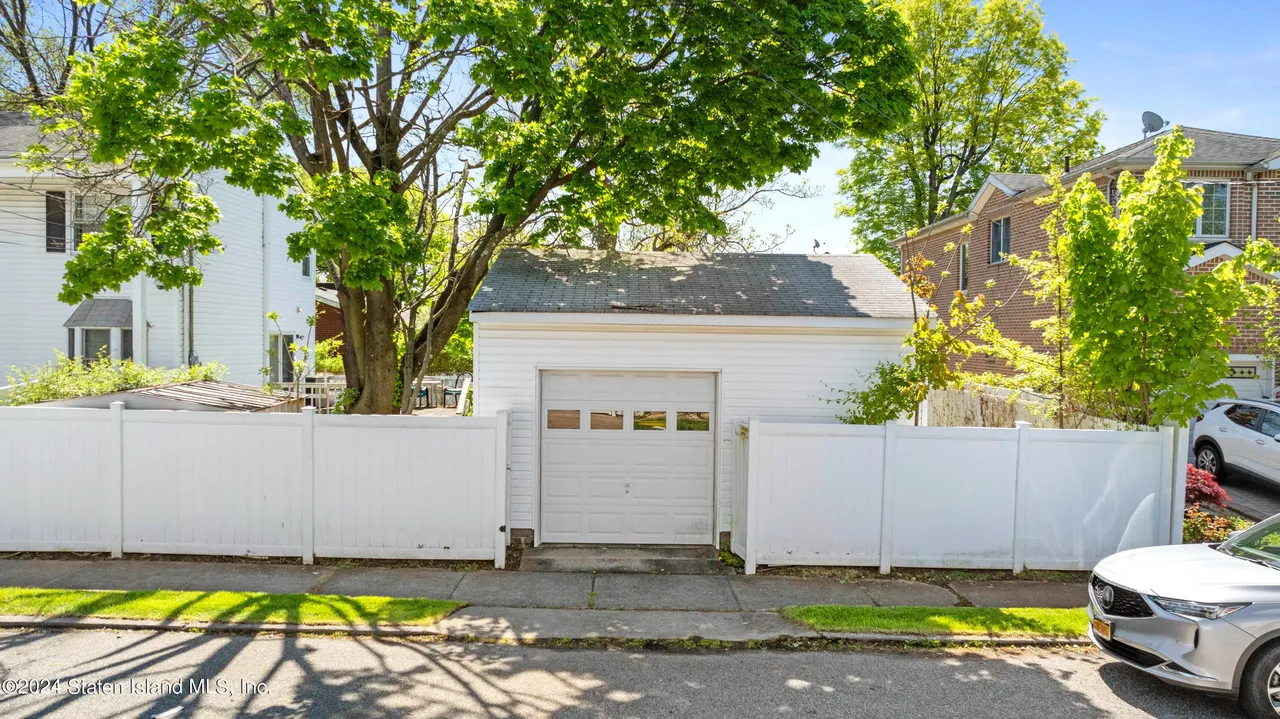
[45,191,66,252]
[67,328,76,357]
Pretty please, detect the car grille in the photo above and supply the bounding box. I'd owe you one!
[1091,575,1154,618]
[1095,635,1166,668]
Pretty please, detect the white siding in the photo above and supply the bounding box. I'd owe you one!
[264,199,314,364]
[0,167,313,385]
[471,321,909,533]
[194,177,267,384]
[0,177,95,374]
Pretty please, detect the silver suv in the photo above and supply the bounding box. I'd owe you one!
[1194,399,1280,485]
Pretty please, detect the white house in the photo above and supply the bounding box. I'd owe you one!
[470,248,917,546]
[0,112,314,385]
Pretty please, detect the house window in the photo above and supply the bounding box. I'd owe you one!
[989,217,1011,264]
[82,329,110,361]
[1195,183,1229,237]
[958,243,969,292]
[268,333,296,384]
[121,329,133,362]
[302,253,311,277]
[45,191,67,252]
[74,193,118,250]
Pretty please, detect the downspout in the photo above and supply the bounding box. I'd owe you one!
[262,195,271,384]
[186,249,197,365]
[1251,172,1258,240]
[130,177,148,365]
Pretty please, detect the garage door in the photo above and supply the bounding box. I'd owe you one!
[1225,362,1273,400]
[540,370,716,544]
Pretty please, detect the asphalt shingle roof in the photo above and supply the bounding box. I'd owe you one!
[1072,127,1280,175]
[63,298,133,328]
[0,111,45,157]
[470,249,918,319]
[990,172,1048,195]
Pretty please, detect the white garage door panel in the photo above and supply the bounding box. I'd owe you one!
[541,370,715,544]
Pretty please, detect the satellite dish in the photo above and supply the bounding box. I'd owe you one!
[1142,111,1170,138]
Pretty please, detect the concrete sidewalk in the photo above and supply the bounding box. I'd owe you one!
[0,559,1089,642]
[0,559,1087,610]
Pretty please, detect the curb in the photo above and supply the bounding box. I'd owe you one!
[817,630,1092,646]
[0,614,1092,647]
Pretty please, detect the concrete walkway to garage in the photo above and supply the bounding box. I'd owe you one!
[0,559,1087,641]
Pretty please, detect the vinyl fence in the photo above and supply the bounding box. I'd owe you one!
[0,404,510,566]
[731,419,1188,574]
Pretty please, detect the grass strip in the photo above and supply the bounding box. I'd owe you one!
[783,606,1089,638]
[0,587,464,627]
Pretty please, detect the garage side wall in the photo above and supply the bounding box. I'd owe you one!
[472,322,910,535]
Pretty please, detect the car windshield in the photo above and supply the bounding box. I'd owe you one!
[1221,515,1280,565]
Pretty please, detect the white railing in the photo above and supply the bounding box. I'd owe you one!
[0,404,510,566]
[733,419,1189,574]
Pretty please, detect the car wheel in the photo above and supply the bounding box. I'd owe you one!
[1240,642,1280,718]
[1195,442,1224,480]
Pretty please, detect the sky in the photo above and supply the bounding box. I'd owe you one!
[752,0,1280,255]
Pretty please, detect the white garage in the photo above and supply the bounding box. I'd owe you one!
[470,248,916,546]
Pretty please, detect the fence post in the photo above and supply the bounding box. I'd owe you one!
[878,420,897,574]
[744,418,761,575]
[300,407,315,565]
[1157,425,1176,546]
[494,410,510,569]
[109,401,125,558]
[1011,421,1032,574]
[1166,423,1188,545]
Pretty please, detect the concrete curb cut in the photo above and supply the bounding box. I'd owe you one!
[0,614,1093,647]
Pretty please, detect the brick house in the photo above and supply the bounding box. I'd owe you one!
[315,283,343,343]
[893,127,1280,399]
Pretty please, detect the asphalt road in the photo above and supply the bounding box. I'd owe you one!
[0,629,1246,718]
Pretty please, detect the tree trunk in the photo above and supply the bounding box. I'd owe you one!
[348,281,400,414]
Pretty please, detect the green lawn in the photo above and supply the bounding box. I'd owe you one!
[783,606,1089,638]
[0,588,464,627]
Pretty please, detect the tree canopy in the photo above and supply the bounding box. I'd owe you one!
[836,0,1102,267]
[32,0,917,413]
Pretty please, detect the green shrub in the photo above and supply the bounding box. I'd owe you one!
[1183,503,1253,544]
[831,360,916,425]
[314,336,344,375]
[3,353,226,406]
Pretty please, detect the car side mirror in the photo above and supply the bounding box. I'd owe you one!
[1273,433,1280,442]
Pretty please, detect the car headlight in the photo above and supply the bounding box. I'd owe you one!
[1150,596,1249,620]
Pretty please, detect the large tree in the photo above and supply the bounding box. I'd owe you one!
[836,0,1102,267]
[32,0,915,413]
[0,0,141,108]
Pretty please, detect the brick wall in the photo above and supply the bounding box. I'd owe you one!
[315,302,343,343]
[898,170,1279,376]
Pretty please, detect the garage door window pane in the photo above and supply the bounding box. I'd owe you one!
[677,411,711,431]
[590,410,624,430]
[547,410,580,429]
[633,411,666,430]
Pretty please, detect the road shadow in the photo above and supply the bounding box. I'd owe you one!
[0,631,1251,718]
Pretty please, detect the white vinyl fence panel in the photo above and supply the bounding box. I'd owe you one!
[0,405,510,566]
[738,419,1188,574]
[122,412,306,557]
[0,407,117,552]
[313,415,499,560]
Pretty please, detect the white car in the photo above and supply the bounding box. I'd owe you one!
[1194,399,1280,485]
